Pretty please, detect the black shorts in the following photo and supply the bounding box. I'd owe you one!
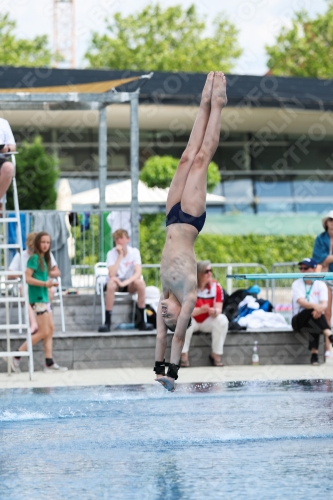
[292,309,330,350]
[104,284,128,293]
[0,156,8,169]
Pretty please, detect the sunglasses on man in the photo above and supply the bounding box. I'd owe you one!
[299,266,310,271]
[204,268,212,274]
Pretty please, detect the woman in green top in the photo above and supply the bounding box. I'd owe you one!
[11,232,67,373]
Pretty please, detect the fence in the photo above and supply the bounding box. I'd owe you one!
[271,261,299,323]
[0,209,272,295]
[142,263,270,298]
[2,208,298,301]
[0,209,120,291]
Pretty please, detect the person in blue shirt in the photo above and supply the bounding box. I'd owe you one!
[312,210,333,358]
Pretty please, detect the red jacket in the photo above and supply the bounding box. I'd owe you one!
[194,280,223,323]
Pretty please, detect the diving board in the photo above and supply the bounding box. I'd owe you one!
[226,272,333,281]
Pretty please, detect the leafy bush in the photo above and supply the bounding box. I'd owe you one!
[140,216,315,269]
[139,155,220,192]
[194,234,314,269]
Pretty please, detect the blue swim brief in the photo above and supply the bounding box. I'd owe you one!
[166,202,206,233]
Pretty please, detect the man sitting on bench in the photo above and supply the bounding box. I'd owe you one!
[292,257,333,365]
[98,229,153,332]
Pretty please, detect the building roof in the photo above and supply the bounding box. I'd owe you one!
[69,179,225,212]
[0,66,332,110]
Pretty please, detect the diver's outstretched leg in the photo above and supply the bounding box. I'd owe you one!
[166,72,214,215]
[181,72,227,217]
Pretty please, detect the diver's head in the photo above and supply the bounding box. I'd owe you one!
[161,298,192,331]
[161,297,181,331]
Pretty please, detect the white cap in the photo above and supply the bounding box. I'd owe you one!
[322,210,333,230]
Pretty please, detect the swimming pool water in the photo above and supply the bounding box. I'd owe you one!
[1,380,333,500]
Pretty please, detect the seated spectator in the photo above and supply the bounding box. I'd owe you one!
[8,232,61,333]
[180,260,229,367]
[98,229,153,332]
[291,257,333,365]
[0,118,16,211]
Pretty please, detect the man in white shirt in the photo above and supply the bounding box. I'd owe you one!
[98,228,153,332]
[0,118,16,209]
[291,257,333,365]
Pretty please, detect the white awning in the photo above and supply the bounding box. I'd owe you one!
[70,179,225,208]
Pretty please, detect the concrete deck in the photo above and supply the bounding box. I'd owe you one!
[1,358,332,390]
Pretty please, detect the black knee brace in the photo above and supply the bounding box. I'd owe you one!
[153,360,168,376]
[166,363,180,380]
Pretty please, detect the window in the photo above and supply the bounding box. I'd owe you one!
[222,179,253,203]
[257,202,295,213]
[255,180,293,198]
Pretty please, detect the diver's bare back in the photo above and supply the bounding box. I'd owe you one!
[160,223,198,302]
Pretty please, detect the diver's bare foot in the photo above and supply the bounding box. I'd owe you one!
[211,71,227,108]
[155,375,176,392]
[200,71,214,107]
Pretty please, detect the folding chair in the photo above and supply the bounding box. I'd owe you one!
[92,262,137,328]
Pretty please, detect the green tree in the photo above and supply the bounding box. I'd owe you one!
[0,13,52,66]
[7,136,59,210]
[85,3,242,72]
[266,2,333,77]
[140,155,220,192]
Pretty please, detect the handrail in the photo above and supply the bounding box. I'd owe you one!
[142,262,270,299]
[271,261,298,306]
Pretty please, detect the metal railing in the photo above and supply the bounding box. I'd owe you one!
[0,209,118,290]
[142,262,270,298]
[271,261,298,307]
[1,209,270,297]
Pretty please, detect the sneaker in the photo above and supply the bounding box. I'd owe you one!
[98,323,111,332]
[325,350,331,358]
[10,357,21,373]
[44,363,68,373]
[310,353,320,366]
[137,322,154,331]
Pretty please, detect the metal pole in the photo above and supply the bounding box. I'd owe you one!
[98,105,107,261]
[226,265,233,296]
[98,105,107,212]
[130,92,140,249]
[71,0,75,68]
[2,196,11,375]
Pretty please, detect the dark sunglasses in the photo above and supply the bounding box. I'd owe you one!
[204,269,212,274]
[299,266,310,271]
[328,218,333,222]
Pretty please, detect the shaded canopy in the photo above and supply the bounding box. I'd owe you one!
[70,179,225,208]
[0,76,141,94]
